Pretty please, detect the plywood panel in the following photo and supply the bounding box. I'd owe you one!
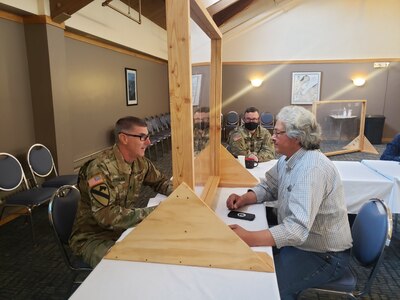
[105,182,273,273]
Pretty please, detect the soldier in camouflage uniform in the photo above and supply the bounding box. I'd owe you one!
[228,106,275,162]
[193,107,210,156]
[69,116,173,267]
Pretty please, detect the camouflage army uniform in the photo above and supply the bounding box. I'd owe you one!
[69,144,173,267]
[194,127,209,156]
[228,125,275,162]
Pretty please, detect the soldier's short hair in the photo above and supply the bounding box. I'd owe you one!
[244,106,259,115]
[194,106,210,114]
[114,116,147,143]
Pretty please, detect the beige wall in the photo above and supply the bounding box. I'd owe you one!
[66,37,170,160]
[0,18,35,157]
[221,61,400,139]
[0,15,169,174]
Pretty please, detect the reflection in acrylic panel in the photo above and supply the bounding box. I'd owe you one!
[314,101,363,154]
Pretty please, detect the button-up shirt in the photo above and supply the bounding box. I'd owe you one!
[252,148,352,252]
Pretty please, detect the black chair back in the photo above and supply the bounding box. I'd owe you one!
[0,153,25,191]
[28,144,54,177]
[352,198,390,267]
[49,185,80,245]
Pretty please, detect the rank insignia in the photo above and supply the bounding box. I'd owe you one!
[91,183,110,206]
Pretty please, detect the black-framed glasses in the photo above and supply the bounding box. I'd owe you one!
[272,129,286,136]
[120,132,150,141]
[244,118,259,122]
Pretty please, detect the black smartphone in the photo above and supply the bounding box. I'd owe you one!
[227,210,255,221]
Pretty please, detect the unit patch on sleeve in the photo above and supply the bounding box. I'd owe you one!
[90,183,110,206]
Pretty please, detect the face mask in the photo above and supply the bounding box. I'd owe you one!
[194,122,209,130]
[244,122,258,131]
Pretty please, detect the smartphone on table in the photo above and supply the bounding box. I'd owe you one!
[227,210,255,221]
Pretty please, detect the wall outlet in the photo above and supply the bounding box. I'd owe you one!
[374,62,390,68]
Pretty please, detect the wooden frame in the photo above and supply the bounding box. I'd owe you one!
[291,71,321,105]
[312,100,377,156]
[166,0,258,209]
[125,68,138,106]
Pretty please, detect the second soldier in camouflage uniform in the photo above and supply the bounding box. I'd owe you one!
[69,116,173,267]
[228,106,275,162]
[193,107,210,156]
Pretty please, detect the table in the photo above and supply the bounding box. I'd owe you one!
[332,161,394,213]
[70,187,280,300]
[244,159,394,214]
[361,160,400,213]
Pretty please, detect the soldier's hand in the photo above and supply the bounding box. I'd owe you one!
[248,153,258,162]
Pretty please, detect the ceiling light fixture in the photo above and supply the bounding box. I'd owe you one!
[102,0,141,25]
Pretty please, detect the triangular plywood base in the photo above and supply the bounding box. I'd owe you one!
[105,182,274,273]
[344,135,378,154]
[219,146,259,187]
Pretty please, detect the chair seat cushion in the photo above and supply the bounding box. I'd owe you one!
[7,187,57,206]
[317,266,357,292]
[42,175,78,188]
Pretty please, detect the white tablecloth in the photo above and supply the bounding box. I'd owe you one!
[332,161,394,213]
[70,187,280,300]
[245,159,394,214]
[361,160,400,213]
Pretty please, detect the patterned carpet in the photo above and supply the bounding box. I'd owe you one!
[1,144,399,300]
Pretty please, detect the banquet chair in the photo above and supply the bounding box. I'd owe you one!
[298,198,392,299]
[0,152,57,243]
[48,185,92,285]
[224,111,240,140]
[27,143,78,188]
[260,112,274,132]
[145,117,163,160]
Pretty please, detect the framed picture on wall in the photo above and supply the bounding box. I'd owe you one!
[291,72,321,105]
[125,68,138,106]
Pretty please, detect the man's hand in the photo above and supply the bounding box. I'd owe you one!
[229,224,273,247]
[226,191,257,210]
[226,193,243,210]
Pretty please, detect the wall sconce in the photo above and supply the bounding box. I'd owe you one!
[250,78,263,87]
[352,77,366,87]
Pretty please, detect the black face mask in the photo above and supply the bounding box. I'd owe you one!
[244,122,258,131]
[194,122,209,130]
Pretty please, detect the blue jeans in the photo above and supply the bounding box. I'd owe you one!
[273,247,350,300]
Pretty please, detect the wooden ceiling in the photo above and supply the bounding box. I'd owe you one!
[49,0,259,29]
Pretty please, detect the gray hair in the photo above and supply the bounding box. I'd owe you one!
[276,106,321,150]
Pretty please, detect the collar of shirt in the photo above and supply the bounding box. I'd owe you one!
[113,144,132,175]
[284,147,307,170]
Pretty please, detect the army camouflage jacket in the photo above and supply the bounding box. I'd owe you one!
[228,125,275,162]
[194,127,209,156]
[69,144,173,255]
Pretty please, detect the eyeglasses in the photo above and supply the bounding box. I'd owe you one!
[272,129,286,136]
[244,118,259,122]
[120,132,150,141]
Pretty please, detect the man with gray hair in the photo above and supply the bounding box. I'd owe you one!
[70,116,173,267]
[226,106,352,299]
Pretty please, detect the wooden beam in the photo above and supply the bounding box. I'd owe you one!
[49,0,93,23]
[166,0,195,189]
[212,0,253,27]
[190,0,222,39]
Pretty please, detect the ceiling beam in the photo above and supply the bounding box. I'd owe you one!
[212,0,253,27]
[49,0,94,23]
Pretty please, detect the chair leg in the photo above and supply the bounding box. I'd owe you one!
[26,207,36,245]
